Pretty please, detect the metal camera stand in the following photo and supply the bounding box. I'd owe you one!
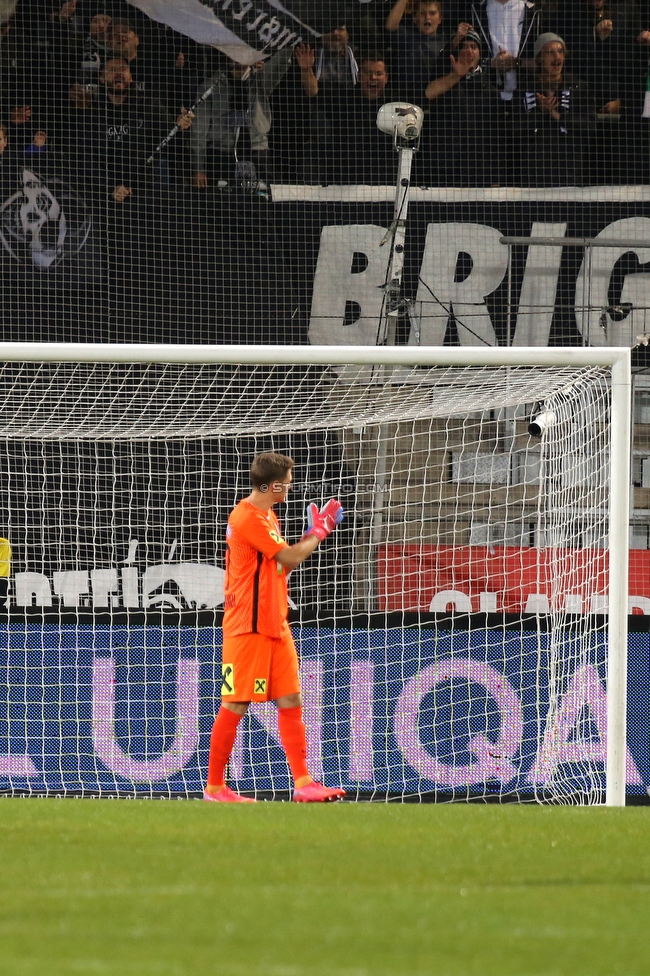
[376,105,423,345]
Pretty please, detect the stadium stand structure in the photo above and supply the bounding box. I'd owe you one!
[0,1,650,802]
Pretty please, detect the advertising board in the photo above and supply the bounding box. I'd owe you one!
[377,546,650,616]
[4,184,650,350]
[1,622,647,798]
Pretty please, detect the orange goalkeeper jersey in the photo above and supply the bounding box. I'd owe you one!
[222,500,290,638]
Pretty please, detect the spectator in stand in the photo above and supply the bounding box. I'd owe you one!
[103,18,146,91]
[65,9,113,110]
[312,26,359,92]
[4,121,58,197]
[264,42,315,182]
[67,56,194,203]
[102,16,188,102]
[632,4,650,181]
[278,30,360,182]
[634,0,650,111]
[423,29,500,183]
[104,17,138,62]
[266,43,313,182]
[64,10,192,114]
[558,1,635,108]
[516,33,597,186]
[320,55,396,184]
[1,3,51,135]
[637,2,650,73]
[471,0,540,92]
[156,29,198,113]
[86,9,112,57]
[556,0,637,181]
[190,48,292,191]
[342,1,386,55]
[57,49,194,340]
[49,0,80,24]
[48,0,86,69]
[1,117,50,163]
[466,0,542,181]
[385,0,471,102]
[27,129,48,153]
[293,42,319,98]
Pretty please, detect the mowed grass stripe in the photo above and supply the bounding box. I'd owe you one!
[0,800,647,976]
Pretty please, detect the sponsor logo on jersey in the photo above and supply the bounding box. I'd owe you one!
[221,663,234,695]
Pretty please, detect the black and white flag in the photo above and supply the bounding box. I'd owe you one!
[127,0,373,64]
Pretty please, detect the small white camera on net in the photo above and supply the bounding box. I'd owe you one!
[528,409,557,437]
[376,103,424,143]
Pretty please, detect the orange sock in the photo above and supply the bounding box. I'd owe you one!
[278,705,310,785]
[207,707,243,789]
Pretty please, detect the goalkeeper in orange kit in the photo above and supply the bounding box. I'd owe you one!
[204,451,346,803]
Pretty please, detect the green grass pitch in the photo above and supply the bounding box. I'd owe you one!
[1,799,648,976]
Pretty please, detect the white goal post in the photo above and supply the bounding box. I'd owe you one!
[0,343,631,806]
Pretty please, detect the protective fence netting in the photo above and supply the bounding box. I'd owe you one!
[0,0,648,800]
[0,360,637,802]
[2,0,650,346]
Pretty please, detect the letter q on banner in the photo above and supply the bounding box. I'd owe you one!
[393,658,523,787]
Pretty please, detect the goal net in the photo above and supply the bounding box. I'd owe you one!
[0,346,632,804]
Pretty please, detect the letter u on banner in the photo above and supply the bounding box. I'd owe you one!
[92,656,200,783]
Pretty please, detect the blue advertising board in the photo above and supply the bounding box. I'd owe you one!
[0,623,648,798]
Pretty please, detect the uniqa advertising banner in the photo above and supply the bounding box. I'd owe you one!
[0,624,648,797]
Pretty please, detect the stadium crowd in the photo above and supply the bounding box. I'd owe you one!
[1,0,650,197]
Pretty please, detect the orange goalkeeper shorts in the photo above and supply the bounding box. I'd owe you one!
[220,625,301,702]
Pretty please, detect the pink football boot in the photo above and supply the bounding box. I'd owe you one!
[203,785,256,803]
[292,781,346,803]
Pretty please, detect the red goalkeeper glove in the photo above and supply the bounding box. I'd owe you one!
[304,498,344,542]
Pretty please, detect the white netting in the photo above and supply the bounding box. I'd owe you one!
[0,360,610,436]
[0,358,625,803]
[2,2,649,346]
